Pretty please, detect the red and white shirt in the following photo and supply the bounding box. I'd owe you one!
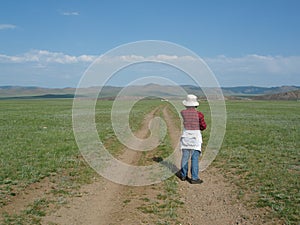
[180,108,207,151]
[181,108,206,131]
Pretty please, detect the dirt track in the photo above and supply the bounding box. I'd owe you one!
[2,106,277,225]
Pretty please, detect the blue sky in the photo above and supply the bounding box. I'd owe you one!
[0,0,299,87]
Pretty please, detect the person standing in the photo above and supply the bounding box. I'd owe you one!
[179,94,206,184]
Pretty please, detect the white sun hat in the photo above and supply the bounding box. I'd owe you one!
[182,94,199,107]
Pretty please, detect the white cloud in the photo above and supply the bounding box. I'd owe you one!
[61,11,80,16]
[204,54,300,75]
[77,55,97,62]
[1,51,299,76]
[0,51,299,87]
[0,50,97,64]
[98,54,197,63]
[0,24,17,30]
[148,55,196,61]
[153,54,179,60]
[119,55,145,61]
[204,55,300,86]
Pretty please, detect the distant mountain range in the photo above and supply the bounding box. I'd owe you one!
[0,85,299,100]
[182,85,300,98]
[253,90,300,101]
[221,85,300,96]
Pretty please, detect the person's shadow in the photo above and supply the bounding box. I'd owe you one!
[152,156,182,179]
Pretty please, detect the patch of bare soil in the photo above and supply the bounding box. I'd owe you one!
[0,177,54,216]
[177,167,282,225]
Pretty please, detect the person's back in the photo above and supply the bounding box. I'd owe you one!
[179,95,206,184]
[181,107,206,131]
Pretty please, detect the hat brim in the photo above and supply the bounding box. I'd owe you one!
[182,100,199,107]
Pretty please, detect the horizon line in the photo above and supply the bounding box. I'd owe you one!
[1,84,300,89]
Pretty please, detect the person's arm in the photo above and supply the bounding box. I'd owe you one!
[198,112,206,131]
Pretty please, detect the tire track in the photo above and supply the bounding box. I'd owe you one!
[42,107,161,225]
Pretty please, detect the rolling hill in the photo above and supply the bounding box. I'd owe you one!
[253,90,300,100]
[0,85,299,100]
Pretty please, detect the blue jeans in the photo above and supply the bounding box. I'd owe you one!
[181,149,201,180]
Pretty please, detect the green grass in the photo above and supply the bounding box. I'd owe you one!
[0,99,96,223]
[214,101,299,224]
[0,100,80,186]
[2,198,49,224]
[137,177,183,225]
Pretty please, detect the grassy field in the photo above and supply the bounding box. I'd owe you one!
[0,100,79,188]
[0,99,299,224]
[214,101,299,224]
